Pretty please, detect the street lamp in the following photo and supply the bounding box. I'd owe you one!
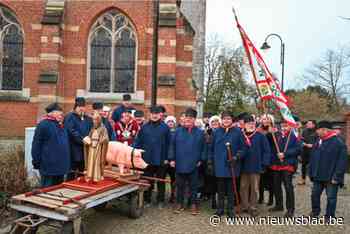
[260,33,285,91]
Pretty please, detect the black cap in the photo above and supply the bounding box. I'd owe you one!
[122,108,132,114]
[237,112,249,120]
[150,106,162,113]
[221,111,234,119]
[203,112,212,118]
[123,94,131,101]
[92,102,103,110]
[134,110,144,117]
[185,107,197,118]
[317,121,332,129]
[243,115,255,123]
[74,97,86,108]
[158,105,166,113]
[45,102,62,113]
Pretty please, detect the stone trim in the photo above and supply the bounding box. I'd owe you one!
[138,60,152,66]
[31,24,42,30]
[76,89,145,104]
[176,61,193,67]
[0,88,30,102]
[158,56,176,64]
[145,98,196,107]
[24,57,40,64]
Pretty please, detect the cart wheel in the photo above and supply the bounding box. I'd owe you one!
[60,221,86,234]
[128,192,144,219]
[94,202,108,211]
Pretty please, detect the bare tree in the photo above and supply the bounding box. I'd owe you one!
[303,47,350,111]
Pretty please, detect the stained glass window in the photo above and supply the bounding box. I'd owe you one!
[89,10,136,93]
[0,6,23,91]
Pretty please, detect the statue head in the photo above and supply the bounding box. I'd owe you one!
[92,110,102,128]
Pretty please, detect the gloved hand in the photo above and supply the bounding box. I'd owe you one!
[227,157,236,167]
[236,150,243,161]
[32,161,40,170]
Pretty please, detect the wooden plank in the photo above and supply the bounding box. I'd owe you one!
[10,204,73,221]
[37,193,68,201]
[14,194,79,210]
[48,188,87,198]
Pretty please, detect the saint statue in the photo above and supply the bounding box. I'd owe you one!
[84,111,109,182]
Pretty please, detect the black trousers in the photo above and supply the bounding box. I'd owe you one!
[144,165,167,203]
[259,169,274,201]
[273,170,295,212]
[301,152,310,180]
[217,177,235,215]
[176,169,199,205]
[67,161,85,180]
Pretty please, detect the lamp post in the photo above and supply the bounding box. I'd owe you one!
[260,33,285,91]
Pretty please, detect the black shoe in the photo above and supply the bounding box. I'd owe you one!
[227,212,235,219]
[268,206,283,212]
[267,199,273,206]
[284,210,294,217]
[214,210,224,217]
[308,211,319,218]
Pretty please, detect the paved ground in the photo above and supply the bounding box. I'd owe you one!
[1,174,349,234]
[82,175,350,234]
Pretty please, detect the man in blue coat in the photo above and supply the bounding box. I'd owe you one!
[133,106,170,207]
[111,94,135,123]
[309,121,348,220]
[208,111,246,218]
[240,115,271,216]
[93,102,116,141]
[32,103,70,187]
[269,120,301,217]
[64,97,92,180]
[169,108,206,215]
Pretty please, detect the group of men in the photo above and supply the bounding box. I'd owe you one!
[32,94,348,220]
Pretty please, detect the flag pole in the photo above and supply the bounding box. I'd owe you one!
[232,7,282,155]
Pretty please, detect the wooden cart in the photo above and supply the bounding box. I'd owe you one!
[9,175,147,234]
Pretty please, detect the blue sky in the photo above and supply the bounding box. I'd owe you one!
[206,0,350,90]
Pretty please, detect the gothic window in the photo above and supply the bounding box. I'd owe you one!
[0,6,23,91]
[89,10,136,93]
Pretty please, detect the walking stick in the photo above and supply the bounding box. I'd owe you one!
[225,142,240,214]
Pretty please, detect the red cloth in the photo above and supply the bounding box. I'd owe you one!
[270,165,295,173]
[41,115,64,128]
[114,119,139,145]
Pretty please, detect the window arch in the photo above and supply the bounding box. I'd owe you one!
[0,6,23,91]
[88,9,137,93]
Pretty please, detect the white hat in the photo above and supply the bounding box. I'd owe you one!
[165,115,176,125]
[103,106,111,112]
[209,115,221,127]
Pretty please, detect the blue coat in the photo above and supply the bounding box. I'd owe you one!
[32,119,71,176]
[102,117,116,141]
[270,131,301,168]
[241,132,271,174]
[168,126,206,173]
[64,112,92,162]
[133,121,170,166]
[309,136,348,185]
[112,105,135,123]
[209,127,247,178]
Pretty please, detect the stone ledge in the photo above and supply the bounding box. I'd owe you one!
[76,89,145,104]
[0,88,30,102]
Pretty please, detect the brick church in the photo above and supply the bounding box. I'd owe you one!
[0,0,206,138]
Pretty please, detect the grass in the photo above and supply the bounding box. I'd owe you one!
[0,146,30,200]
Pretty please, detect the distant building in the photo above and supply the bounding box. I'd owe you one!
[181,0,206,116]
[0,0,205,139]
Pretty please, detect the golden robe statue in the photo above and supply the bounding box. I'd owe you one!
[84,111,109,182]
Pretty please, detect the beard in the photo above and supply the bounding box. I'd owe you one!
[262,125,269,131]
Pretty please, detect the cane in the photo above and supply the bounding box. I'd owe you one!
[225,142,240,214]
